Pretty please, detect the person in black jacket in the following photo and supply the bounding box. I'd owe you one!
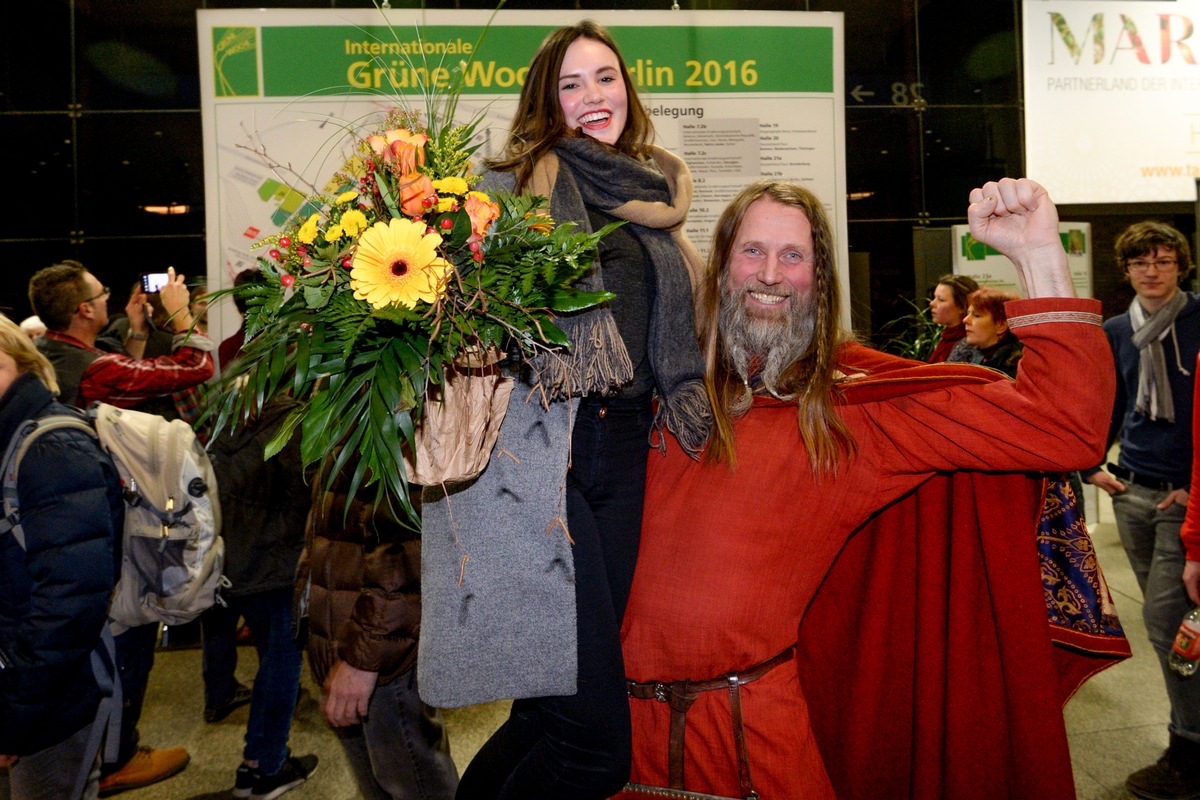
[0,313,124,800]
[201,394,319,799]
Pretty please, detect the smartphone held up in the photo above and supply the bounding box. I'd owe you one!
[140,272,170,293]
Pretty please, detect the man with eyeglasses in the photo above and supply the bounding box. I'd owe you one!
[1083,221,1199,800]
[25,259,214,796]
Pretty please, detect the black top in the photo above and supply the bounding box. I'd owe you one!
[588,205,655,397]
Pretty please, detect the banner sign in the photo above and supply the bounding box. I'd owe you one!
[951,223,1093,298]
[197,9,847,344]
[1022,0,1200,204]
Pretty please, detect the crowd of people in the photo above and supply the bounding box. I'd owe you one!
[0,17,1194,800]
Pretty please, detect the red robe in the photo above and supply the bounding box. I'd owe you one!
[1180,351,1200,557]
[619,298,1129,800]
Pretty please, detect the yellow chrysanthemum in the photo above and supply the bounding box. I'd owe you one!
[336,190,359,205]
[340,209,369,237]
[326,224,344,242]
[297,213,321,244]
[432,176,469,196]
[435,196,456,213]
[350,218,451,309]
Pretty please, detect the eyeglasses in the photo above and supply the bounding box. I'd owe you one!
[1126,258,1178,275]
[83,286,111,303]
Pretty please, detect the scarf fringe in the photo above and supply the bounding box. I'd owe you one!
[657,379,712,459]
[531,313,634,401]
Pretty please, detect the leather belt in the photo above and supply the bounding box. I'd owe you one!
[627,645,795,800]
[1107,463,1176,492]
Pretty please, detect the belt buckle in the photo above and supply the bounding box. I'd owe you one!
[653,682,669,702]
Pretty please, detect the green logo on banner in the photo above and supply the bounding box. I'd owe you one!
[259,24,832,97]
[213,27,259,97]
[961,234,998,261]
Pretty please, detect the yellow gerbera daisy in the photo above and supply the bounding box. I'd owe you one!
[350,218,451,309]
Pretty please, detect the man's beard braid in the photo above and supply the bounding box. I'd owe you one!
[719,276,816,406]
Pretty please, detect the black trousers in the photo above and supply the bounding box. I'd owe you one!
[456,394,654,800]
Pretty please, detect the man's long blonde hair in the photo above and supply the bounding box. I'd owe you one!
[699,180,855,475]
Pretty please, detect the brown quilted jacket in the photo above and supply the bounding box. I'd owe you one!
[296,466,423,689]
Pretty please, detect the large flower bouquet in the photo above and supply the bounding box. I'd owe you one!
[205,104,617,524]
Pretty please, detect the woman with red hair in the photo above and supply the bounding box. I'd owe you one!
[946,286,1023,377]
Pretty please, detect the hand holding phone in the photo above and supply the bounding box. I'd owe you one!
[140,272,170,293]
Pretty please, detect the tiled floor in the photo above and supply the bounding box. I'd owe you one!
[2,481,1171,800]
[1066,482,1170,800]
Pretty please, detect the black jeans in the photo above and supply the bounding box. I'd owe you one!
[103,621,159,773]
[456,393,654,800]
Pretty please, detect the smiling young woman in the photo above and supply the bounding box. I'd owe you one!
[417,20,713,800]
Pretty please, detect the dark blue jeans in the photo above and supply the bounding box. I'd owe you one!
[103,621,159,774]
[335,669,459,800]
[200,600,241,712]
[456,393,653,800]
[202,588,304,775]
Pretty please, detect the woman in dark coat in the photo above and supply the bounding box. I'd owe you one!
[0,313,123,800]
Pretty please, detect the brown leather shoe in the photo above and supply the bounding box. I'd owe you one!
[98,746,190,796]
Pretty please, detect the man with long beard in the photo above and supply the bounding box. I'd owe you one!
[616,178,1129,800]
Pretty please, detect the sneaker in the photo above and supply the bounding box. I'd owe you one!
[98,746,190,796]
[205,681,254,723]
[233,763,262,799]
[1127,735,1200,800]
[250,754,318,800]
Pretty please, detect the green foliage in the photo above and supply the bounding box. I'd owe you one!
[203,117,613,526]
[875,298,943,361]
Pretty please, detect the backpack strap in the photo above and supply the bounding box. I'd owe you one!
[0,415,97,549]
[71,621,123,799]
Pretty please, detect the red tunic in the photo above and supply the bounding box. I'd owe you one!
[1180,351,1200,558]
[620,298,1123,800]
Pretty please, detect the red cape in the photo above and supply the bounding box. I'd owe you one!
[798,347,1130,800]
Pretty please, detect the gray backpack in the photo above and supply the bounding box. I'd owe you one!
[0,403,225,630]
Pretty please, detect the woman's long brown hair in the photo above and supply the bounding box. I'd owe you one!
[484,20,655,190]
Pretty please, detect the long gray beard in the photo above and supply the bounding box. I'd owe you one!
[720,280,815,405]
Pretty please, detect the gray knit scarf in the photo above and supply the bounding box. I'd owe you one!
[524,137,712,456]
[1130,290,1189,422]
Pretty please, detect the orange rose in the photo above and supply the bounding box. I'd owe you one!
[464,191,500,242]
[399,173,436,217]
[366,128,428,175]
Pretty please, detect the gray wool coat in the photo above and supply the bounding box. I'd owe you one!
[417,166,579,708]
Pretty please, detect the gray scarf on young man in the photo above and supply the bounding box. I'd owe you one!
[1130,290,1188,422]
[524,137,711,455]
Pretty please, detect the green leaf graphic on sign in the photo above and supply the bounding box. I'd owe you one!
[214,27,259,97]
[962,234,988,261]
